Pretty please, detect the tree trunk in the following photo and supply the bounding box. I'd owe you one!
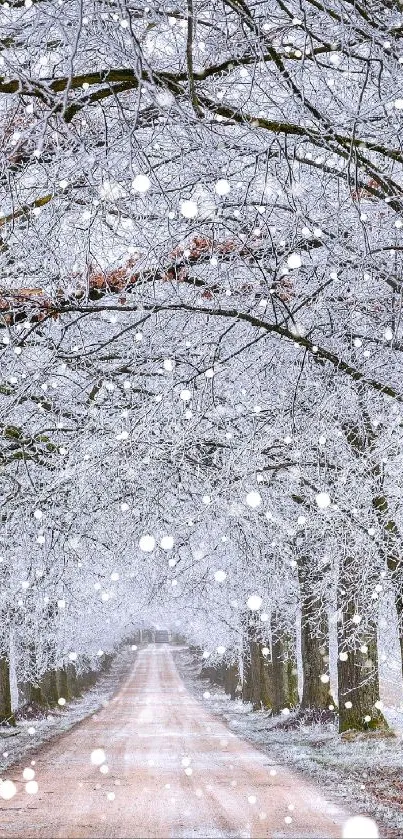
[372,492,403,679]
[267,623,298,712]
[259,617,293,713]
[66,665,80,698]
[337,555,388,733]
[25,682,45,705]
[242,617,265,709]
[0,657,14,725]
[40,669,59,707]
[76,656,97,693]
[285,631,299,708]
[21,642,46,705]
[298,557,335,711]
[348,417,403,699]
[223,664,238,700]
[243,614,298,713]
[100,653,113,674]
[56,668,69,701]
[202,663,224,686]
[249,638,264,709]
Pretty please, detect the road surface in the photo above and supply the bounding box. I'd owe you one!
[0,645,349,838]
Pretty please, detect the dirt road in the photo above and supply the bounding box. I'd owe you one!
[0,645,349,838]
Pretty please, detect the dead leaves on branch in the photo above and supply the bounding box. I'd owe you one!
[350,178,380,202]
[0,235,276,326]
[0,287,57,324]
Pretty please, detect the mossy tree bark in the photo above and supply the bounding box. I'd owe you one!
[56,668,69,701]
[298,556,335,712]
[40,669,59,707]
[242,614,266,709]
[66,664,80,698]
[20,643,46,705]
[243,612,298,712]
[337,555,388,733]
[76,656,97,693]
[100,653,113,674]
[0,656,14,725]
[262,616,298,712]
[345,409,403,706]
[201,663,225,686]
[372,491,403,677]
[25,682,45,705]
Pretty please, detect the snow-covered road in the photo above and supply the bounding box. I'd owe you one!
[0,645,349,838]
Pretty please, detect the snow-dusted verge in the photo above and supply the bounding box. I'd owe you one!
[175,648,403,838]
[0,645,136,776]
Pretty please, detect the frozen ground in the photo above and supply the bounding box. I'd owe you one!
[174,649,403,839]
[0,645,137,776]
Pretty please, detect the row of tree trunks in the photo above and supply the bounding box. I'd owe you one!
[0,653,113,721]
[267,622,298,712]
[242,613,297,712]
[206,587,388,733]
[18,666,79,707]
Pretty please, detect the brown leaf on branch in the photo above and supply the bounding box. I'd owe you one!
[350,178,379,201]
[0,235,258,327]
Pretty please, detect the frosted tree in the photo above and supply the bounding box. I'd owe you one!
[1,0,403,734]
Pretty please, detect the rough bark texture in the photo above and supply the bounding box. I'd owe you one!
[77,670,97,693]
[260,616,298,712]
[223,664,239,700]
[56,668,69,701]
[347,421,403,715]
[300,612,334,709]
[242,617,266,709]
[100,653,113,674]
[66,664,80,698]
[40,669,59,706]
[271,626,298,711]
[259,653,274,709]
[24,681,45,705]
[76,656,97,693]
[298,557,335,711]
[21,643,46,705]
[285,632,299,708]
[247,638,264,710]
[201,663,225,687]
[0,656,14,724]
[372,492,403,678]
[242,614,298,712]
[337,556,388,733]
